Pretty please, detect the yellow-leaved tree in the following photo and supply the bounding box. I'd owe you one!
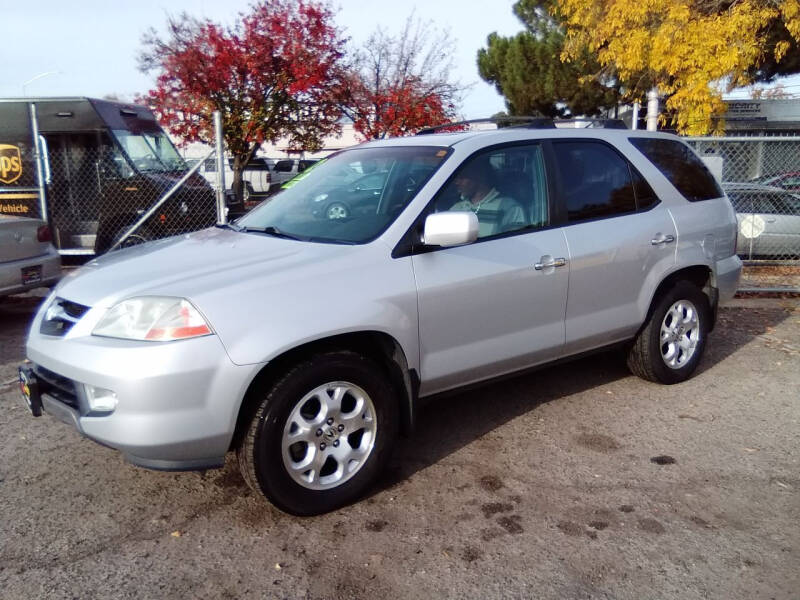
[554,0,800,134]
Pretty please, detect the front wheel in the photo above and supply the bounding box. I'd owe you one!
[627,281,711,384]
[111,224,153,250]
[237,351,398,515]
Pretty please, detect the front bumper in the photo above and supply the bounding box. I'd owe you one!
[25,301,264,470]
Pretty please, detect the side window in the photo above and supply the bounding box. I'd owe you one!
[275,160,293,173]
[783,176,800,188]
[203,159,216,172]
[760,192,799,215]
[299,160,315,172]
[553,141,636,223]
[631,167,659,210]
[727,192,751,212]
[435,144,548,239]
[246,159,269,171]
[629,137,723,201]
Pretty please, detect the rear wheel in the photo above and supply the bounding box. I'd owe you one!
[237,351,398,515]
[627,281,711,384]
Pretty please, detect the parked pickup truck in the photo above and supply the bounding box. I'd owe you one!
[269,158,320,188]
[192,157,273,202]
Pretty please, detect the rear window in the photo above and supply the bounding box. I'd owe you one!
[629,138,722,202]
[553,141,637,222]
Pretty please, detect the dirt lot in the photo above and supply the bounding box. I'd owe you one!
[0,293,798,600]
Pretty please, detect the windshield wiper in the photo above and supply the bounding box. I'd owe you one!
[240,226,304,240]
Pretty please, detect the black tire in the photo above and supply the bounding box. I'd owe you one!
[627,281,711,384]
[243,182,255,202]
[237,351,399,516]
[108,224,153,252]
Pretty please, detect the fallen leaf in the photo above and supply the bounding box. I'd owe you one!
[171,530,182,538]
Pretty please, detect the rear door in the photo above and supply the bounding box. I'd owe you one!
[755,191,800,258]
[550,140,677,354]
[412,143,569,395]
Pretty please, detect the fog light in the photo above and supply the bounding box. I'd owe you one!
[84,385,118,412]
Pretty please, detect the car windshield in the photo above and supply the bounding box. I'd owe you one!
[236,145,450,244]
[112,130,187,173]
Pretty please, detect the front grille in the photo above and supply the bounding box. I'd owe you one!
[39,297,90,337]
[35,366,80,409]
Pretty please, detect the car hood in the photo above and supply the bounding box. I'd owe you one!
[54,227,357,308]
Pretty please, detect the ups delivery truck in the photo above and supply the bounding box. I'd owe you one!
[0,97,217,255]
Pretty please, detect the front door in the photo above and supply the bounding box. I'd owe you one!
[411,143,569,396]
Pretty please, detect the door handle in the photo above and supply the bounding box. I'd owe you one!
[651,233,676,245]
[534,257,567,270]
[766,218,776,223]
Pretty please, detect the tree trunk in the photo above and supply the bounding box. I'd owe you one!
[230,145,258,202]
[231,154,246,203]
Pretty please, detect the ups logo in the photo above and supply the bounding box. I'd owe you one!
[0,144,23,185]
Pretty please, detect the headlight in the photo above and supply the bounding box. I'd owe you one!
[92,296,212,341]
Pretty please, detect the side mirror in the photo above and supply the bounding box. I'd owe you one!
[422,211,479,247]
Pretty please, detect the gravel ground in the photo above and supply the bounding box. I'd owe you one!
[0,293,798,600]
[739,264,800,291]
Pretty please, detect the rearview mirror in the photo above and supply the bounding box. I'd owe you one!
[423,211,479,247]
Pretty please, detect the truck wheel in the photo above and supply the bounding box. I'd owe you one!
[112,225,152,250]
[627,281,711,384]
[237,351,399,516]
[243,183,254,203]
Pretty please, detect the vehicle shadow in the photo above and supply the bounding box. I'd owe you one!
[0,294,47,369]
[376,302,795,492]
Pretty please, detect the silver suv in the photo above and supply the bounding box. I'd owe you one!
[20,125,741,515]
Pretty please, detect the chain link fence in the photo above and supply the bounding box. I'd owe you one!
[687,136,800,293]
[685,136,800,263]
[41,145,219,255]
[686,136,800,293]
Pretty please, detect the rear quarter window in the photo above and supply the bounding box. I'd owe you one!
[629,138,723,202]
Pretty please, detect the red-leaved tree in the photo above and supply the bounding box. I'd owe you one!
[338,16,463,140]
[139,0,346,199]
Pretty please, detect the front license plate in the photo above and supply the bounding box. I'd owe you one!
[21,265,42,286]
[18,367,43,417]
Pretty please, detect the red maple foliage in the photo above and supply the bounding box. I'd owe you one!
[337,17,461,140]
[341,73,455,140]
[139,0,346,198]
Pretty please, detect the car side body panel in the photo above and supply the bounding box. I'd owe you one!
[413,228,570,396]
[561,207,677,355]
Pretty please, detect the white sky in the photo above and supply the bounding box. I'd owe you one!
[2,0,797,116]
[1,0,523,118]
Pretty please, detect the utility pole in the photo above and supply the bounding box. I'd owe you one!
[646,88,659,131]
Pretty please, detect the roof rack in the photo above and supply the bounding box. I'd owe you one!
[416,116,556,135]
[553,119,627,129]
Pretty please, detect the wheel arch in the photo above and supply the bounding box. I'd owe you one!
[229,331,417,452]
[644,264,718,333]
